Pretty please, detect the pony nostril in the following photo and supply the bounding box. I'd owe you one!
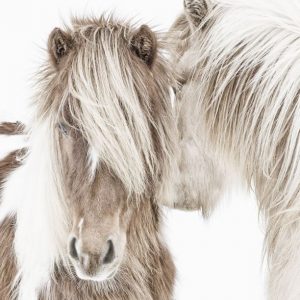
[69,237,79,260]
[103,240,115,264]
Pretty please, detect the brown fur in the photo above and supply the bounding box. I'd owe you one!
[0,150,22,300]
[0,149,26,197]
[41,203,175,300]
[184,0,210,28]
[130,25,157,67]
[0,148,175,299]
[0,217,17,300]
[0,122,24,135]
[0,15,176,300]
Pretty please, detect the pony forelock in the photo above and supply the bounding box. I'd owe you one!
[36,16,175,196]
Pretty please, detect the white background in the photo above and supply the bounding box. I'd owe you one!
[0,0,266,299]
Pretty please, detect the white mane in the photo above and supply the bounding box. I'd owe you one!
[177,0,300,297]
[1,119,69,300]
[40,19,167,196]
[65,26,155,195]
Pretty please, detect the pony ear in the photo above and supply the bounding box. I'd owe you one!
[48,28,73,66]
[130,25,157,67]
[184,0,212,29]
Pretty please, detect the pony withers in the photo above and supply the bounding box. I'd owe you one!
[0,16,176,300]
[169,0,300,298]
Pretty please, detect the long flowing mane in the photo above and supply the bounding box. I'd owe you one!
[189,0,300,221]
[37,16,176,196]
[173,0,300,297]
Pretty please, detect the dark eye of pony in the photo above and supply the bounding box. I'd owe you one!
[173,82,184,95]
[58,123,69,136]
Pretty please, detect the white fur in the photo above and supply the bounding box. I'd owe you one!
[88,146,100,178]
[78,217,84,234]
[174,0,300,298]
[161,82,226,215]
[2,119,69,300]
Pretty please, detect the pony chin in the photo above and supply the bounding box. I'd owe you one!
[72,265,119,283]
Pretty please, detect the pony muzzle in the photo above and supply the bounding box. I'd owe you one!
[68,236,120,281]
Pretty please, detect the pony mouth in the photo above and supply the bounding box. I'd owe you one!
[72,263,120,282]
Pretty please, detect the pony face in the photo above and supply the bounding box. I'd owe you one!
[36,16,175,282]
[58,124,131,282]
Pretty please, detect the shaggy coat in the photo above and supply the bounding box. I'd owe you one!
[0,151,175,299]
[0,15,176,300]
[170,0,300,299]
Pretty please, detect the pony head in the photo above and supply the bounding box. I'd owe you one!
[32,16,175,283]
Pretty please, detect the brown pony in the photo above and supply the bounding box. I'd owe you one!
[0,15,176,300]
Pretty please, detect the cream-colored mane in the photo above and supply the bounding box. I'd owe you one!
[38,16,176,197]
[170,0,300,298]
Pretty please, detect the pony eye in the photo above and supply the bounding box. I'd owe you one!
[172,83,183,96]
[58,123,69,136]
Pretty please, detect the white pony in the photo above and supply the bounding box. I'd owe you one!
[169,0,300,298]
